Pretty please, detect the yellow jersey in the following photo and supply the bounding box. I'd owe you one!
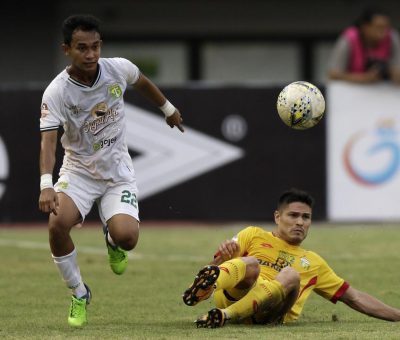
[233,226,349,322]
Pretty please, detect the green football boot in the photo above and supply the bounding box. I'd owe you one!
[103,225,128,275]
[68,284,92,327]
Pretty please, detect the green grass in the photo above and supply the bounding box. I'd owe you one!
[0,223,400,339]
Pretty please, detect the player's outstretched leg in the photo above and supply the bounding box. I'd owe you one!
[195,308,227,328]
[183,265,220,306]
[103,225,128,275]
[68,283,92,327]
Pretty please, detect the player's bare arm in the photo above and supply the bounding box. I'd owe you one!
[133,73,184,132]
[38,130,59,215]
[339,286,400,321]
[328,68,381,83]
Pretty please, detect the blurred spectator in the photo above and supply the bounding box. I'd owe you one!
[328,8,400,83]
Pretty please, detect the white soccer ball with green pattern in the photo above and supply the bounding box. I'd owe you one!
[276,81,325,130]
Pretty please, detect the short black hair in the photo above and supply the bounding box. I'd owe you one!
[354,7,389,27]
[277,188,314,210]
[62,14,101,45]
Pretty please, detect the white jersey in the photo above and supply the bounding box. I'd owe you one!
[40,57,140,181]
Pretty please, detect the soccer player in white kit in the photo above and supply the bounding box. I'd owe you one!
[38,14,184,327]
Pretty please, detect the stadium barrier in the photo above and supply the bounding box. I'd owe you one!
[0,86,326,223]
[327,81,400,222]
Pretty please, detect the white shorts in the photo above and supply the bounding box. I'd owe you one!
[54,171,139,225]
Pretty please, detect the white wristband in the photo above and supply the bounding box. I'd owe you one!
[159,100,176,117]
[40,174,53,191]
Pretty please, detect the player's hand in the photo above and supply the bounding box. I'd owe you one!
[217,240,240,261]
[166,110,184,132]
[38,188,59,215]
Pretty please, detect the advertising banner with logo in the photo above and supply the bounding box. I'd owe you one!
[327,81,400,221]
[0,87,326,223]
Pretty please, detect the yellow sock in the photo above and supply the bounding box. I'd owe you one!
[224,279,284,321]
[216,258,247,290]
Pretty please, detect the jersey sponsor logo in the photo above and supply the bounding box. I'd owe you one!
[109,83,122,98]
[41,103,50,118]
[93,136,117,151]
[257,258,289,272]
[258,251,295,272]
[84,102,119,134]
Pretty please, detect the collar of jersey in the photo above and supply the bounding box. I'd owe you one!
[270,231,302,250]
[67,64,102,88]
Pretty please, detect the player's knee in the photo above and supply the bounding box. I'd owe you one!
[48,218,71,237]
[276,266,300,292]
[108,217,140,250]
[120,234,139,250]
[245,256,260,280]
[115,224,139,250]
[237,256,260,288]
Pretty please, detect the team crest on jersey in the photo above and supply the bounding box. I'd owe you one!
[300,257,310,270]
[109,83,122,98]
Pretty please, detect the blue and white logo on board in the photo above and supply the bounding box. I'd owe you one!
[328,82,400,221]
[343,122,400,186]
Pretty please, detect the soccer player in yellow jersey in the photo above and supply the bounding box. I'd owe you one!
[183,188,400,328]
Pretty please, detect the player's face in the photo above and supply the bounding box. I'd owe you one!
[274,202,312,245]
[63,30,102,74]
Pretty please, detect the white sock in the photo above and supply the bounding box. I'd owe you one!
[107,232,116,247]
[73,282,88,298]
[52,248,87,298]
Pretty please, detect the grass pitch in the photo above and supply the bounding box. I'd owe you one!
[0,222,399,339]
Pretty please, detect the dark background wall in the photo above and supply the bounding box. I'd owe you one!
[0,87,326,222]
[2,0,400,85]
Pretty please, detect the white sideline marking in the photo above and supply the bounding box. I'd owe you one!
[0,238,209,262]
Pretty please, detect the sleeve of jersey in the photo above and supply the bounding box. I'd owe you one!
[40,86,62,132]
[235,227,255,257]
[213,226,254,259]
[313,253,350,304]
[114,57,140,85]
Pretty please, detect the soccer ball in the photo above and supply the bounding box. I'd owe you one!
[276,81,325,130]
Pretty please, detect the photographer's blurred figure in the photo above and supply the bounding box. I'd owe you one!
[328,7,400,84]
